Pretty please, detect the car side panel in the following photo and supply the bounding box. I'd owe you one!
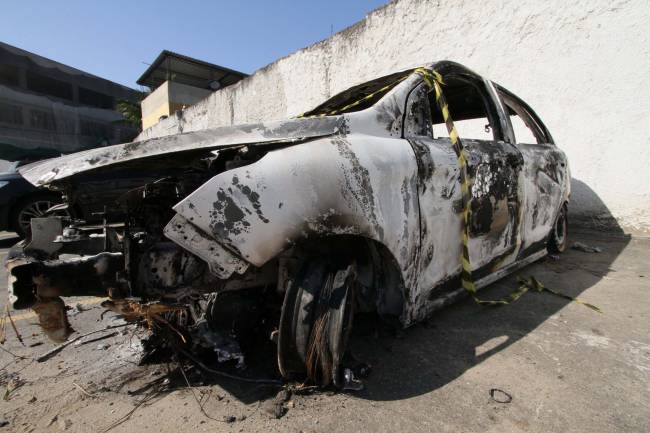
[171,133,421,295]
[408,137,464,323]
[517,143,569,255]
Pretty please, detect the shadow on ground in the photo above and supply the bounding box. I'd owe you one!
[116,179,633,405]
[176,181,632,404]
[348,180,631,401]
[2,182,633,407]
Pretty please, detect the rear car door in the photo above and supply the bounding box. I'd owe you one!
[496,86,569,257]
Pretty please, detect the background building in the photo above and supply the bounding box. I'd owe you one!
[0,41,141,163]
[137,50,247,130]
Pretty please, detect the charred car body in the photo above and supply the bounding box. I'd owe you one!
[6,61,569,387]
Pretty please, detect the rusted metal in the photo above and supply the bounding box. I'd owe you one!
[163,214,248,279]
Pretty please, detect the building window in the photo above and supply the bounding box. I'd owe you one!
[57,114,76,135]
[79,87,114,109]
[25,71,73,101]
[0,103,23,125]
[0,64,21,87]
[29,109,56,130]
[80,118,113,139]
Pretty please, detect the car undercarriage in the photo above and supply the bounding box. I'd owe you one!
[6,143,381,388]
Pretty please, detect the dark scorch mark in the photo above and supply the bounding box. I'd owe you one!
[332,137,384,240]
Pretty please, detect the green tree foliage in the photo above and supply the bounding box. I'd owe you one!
[116,99,143,129]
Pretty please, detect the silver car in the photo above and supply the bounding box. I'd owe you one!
[8,61,569,388]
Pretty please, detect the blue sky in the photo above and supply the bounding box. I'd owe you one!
[1,0,388,89]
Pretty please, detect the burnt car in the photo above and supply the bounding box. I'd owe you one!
[6,61,569,388]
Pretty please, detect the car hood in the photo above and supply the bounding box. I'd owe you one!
[19,116,345,187]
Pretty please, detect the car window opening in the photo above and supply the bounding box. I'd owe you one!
[498,90,549,145]
[302,69,414,117]
[428,76,497,142]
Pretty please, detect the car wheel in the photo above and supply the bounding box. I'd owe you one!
[11,194,65,237]
[278,260,356,387]
[548,203,568,253]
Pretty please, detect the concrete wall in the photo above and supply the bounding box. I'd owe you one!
[140,81,170,130]
[137,0,650,234]
[141,81,212,129]
[168,81,212,106]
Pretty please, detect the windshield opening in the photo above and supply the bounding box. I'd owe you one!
[301,69,414,117]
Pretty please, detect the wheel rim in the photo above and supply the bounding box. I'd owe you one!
[17,200,68,233]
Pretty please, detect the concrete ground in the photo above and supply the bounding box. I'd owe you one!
[0,227,648,433]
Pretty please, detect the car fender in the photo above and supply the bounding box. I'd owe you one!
[168,134,421,291]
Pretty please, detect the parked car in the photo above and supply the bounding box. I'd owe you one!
[0,160,139,237]
[7,61,569,388]
[0,161,65,237]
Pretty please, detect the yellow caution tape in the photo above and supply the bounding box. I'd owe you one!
[518,276,602,313]
[415,67,601,312]
[416,67,484,301]
[298,65,599,313]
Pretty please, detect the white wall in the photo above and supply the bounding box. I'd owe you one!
[138,0,650,234]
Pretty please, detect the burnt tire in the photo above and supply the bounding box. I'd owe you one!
[277,260,356,387]
[548,203,568,253]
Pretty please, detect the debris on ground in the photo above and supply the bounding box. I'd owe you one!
[0,307,24,346]
[74,331,117,346]
[35,323,131,362]
[489,388,512,404]
[342,368,364,391]
[73,382,96,398]
[1,372,25,402]
[47,415,57,427]
[57,418,72,431]
[263,388,291,419]
[69,303,87,316]
[100,380,165,432]
[571,241,603,253]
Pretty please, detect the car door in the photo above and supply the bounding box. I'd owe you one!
[404,68,525,300]
[496,86,569,258]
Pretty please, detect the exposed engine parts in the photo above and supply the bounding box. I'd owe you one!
[7,61,570,389]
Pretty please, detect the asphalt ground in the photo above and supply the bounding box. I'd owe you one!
[0,228,648,433]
